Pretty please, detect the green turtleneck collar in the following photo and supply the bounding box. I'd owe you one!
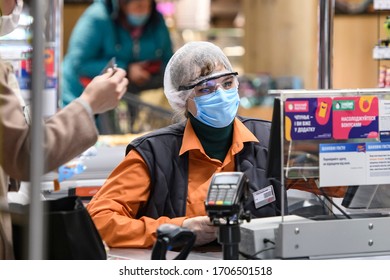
[189,114,233,162]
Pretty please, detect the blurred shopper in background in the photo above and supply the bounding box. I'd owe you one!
[0,0,129,259]
[61,0,173,133]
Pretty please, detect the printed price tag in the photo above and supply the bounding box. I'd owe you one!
[253,185,275,209]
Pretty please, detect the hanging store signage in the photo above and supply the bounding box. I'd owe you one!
[332,96,379,140]
[284,97,333,140]
[319,142,390,187]
[379,99,390,142]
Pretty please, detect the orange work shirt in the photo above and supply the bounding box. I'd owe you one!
[87,118,259,248]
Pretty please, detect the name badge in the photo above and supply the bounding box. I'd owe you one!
[253,185,276,209]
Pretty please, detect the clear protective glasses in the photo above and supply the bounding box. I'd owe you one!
[178,72,238,97]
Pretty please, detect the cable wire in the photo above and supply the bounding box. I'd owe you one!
[240,246,276,260]
[319,188,352,219]
[239,238,276,260]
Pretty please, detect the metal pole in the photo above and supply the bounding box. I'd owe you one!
[280,96,285,222]
[218,225,240,260]
[318,0,335,215]
[318,0,335,89]
[28,0,46,259]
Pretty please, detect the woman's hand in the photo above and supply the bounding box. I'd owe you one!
[128,62,151,86]
[182,216,217,246]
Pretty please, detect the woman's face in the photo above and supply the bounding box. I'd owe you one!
[124,0,152,16]
[186,65,228,117]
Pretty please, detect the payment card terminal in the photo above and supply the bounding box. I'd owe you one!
[205,172,249,221]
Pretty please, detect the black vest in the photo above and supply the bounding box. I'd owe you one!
[126,116,286,219]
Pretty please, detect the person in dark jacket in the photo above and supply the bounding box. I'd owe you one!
[61,0,173,106]
[87,41,286,249]
[61,0,173,133]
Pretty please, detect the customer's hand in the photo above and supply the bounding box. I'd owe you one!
[80,68,128,114]
[128,62,151,86]
[182,216,217,246]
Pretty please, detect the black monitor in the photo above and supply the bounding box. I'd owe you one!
[266,97,282,179]
[266,97,321,181]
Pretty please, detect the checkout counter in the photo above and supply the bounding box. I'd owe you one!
[10,88,390,261]
[36,133,142,200]
[40,144,127,200]
[108,247,222,260]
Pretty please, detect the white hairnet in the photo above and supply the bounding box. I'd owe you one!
[164,41,234,118]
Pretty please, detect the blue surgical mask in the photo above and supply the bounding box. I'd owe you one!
[127,14,149,27]
[192,87,240,128]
